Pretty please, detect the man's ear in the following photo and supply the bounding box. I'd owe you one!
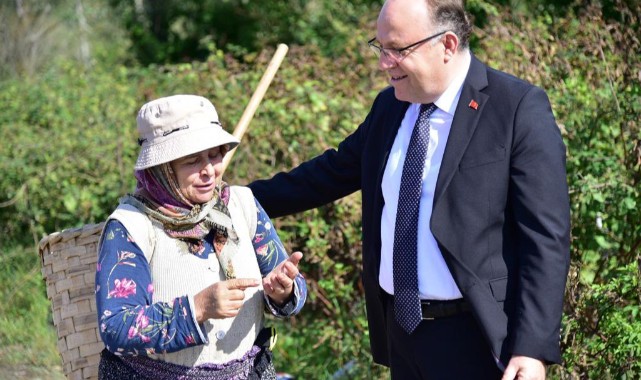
[442,32,460,61]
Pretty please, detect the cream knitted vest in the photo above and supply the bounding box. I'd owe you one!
[107,186,264,367]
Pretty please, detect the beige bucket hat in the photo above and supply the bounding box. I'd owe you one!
[134,94,239,170]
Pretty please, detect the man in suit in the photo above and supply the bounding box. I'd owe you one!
[249,0,570,378]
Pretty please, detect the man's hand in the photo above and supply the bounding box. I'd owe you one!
[501,355,546,380]
[263,251,303,305]
[194,278,260,322]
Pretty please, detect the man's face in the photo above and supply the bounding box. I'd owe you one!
[375,0,448,104]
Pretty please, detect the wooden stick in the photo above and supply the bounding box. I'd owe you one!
[222,43,289,174]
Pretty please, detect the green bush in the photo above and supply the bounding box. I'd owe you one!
[107,0,382,64]
[0,245,61,368]
[561,262,641,379]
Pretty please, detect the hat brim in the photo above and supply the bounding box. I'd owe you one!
[134,127,239,170]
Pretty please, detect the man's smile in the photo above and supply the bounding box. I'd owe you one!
[391,74,408,82]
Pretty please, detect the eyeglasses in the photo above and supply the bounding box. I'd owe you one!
[367,30,447,62]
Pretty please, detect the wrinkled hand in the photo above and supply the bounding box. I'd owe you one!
[263,251,303,306]
[194,278,259,322]
[501,355,546,380]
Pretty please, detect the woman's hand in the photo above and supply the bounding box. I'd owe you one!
[263,251,303,306]
[194,278,259,323]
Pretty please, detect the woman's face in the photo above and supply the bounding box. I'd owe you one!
[170,146,227,204]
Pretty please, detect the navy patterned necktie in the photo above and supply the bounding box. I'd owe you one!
[393,103,438,334]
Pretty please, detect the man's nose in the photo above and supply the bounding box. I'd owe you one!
[378,52,397,71]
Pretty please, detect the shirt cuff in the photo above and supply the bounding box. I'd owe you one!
[186,294,209,344]
[264,275,303,318]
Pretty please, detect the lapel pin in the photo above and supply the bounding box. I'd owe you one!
[469,99,479,110]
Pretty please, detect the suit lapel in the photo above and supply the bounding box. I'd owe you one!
[433,56,489,205]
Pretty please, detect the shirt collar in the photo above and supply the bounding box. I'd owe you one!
[432,50,472,116]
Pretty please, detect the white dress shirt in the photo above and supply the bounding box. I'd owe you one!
[379,52,471,300]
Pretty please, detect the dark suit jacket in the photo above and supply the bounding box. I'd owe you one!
[249,55,571,366]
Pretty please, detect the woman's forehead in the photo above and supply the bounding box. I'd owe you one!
[187,146,222,157]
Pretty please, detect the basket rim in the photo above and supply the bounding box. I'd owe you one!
[38,222,105,255]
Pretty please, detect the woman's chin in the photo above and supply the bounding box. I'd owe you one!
[188,189,215,204]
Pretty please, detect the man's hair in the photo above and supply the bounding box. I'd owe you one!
[427,0,473,49]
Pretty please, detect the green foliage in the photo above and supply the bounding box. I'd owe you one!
[108,0,382,63]
[0,62,141,245]
[0,0,71,78]
[0,0,130,79]
[561,262,641,379]
[0,245,61,369]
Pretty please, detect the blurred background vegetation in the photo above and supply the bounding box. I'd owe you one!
[0,0,639,378]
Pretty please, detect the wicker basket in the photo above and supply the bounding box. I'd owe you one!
[38,222,106,380]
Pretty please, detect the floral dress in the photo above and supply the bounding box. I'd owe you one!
[96,199,306,355]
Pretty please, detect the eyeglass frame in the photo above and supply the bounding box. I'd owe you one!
[367,30,448,61]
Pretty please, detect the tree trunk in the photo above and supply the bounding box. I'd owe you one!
[76,0,92,68]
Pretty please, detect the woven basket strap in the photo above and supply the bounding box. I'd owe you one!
[229,186,257,239]
[105,204,157,263]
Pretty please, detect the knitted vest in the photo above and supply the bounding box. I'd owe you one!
[107,186,264,367]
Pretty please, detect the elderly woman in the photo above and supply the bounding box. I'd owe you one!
[95,94,306,379]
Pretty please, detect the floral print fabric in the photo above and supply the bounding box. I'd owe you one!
[96,198,306,355]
